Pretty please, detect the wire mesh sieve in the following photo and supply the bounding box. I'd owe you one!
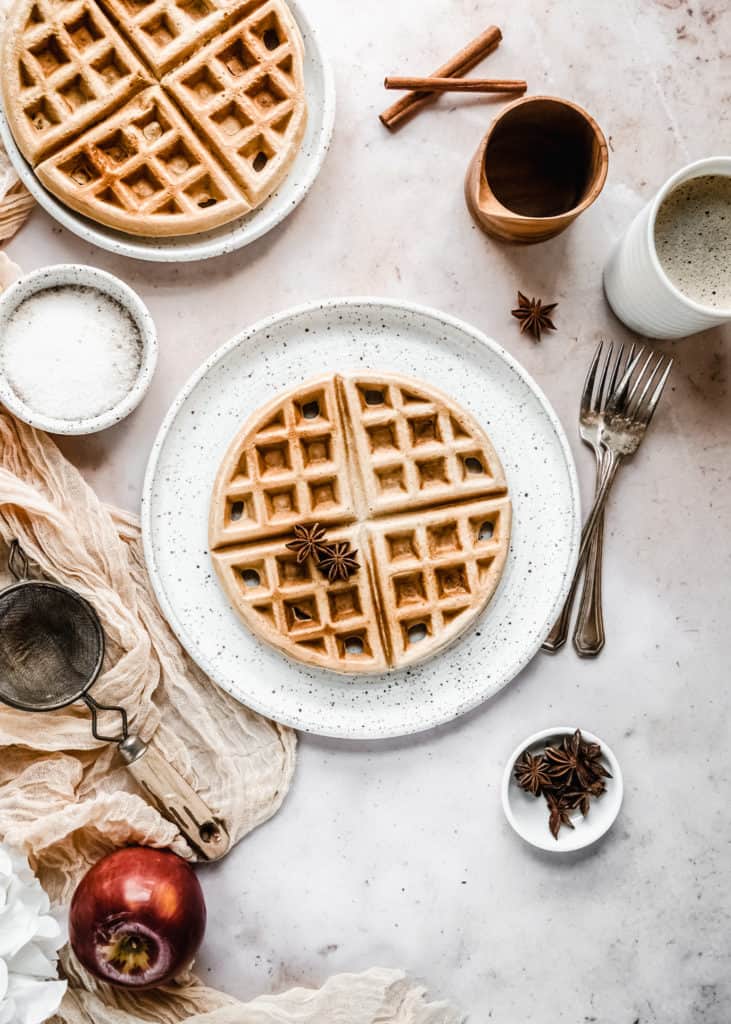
[0,540,228,859]
[0,580,104,711]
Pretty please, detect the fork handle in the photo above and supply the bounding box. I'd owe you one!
[542,453,622,653]
[540,560,583,653]
[573,508,605,656]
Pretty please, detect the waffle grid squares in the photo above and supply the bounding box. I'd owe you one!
[4,0,307,234]
[8,0,151,162]
[368,500,508,665]
[37,86,246,224]
[210,374,512,675]
[163,0,303,202]
[342,378,505,517]
[213,530,387,672]
[213,379,356,545]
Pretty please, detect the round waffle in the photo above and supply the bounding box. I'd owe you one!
[2,0,307,236]
[209,373,512,675]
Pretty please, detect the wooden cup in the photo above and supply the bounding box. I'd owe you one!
[465,95,609,243]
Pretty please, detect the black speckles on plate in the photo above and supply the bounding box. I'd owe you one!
[141,299,580,739]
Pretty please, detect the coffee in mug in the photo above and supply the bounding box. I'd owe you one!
[603,156,731,339]
[654,174,731,310]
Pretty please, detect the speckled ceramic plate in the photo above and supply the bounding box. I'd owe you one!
[0,0,334,263]
[142,299,580,739]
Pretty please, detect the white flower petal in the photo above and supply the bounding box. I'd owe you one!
[5,975,67,1024]
[0,904,37,960]
[0,845,66,1024]
[6,946,56,982]
[0,996,17,1024]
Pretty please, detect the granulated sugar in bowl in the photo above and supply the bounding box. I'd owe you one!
[0,265,157,435]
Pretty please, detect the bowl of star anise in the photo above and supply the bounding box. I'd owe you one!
[501,727,623,852]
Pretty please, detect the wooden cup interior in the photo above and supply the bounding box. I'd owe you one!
[483,99,605,219]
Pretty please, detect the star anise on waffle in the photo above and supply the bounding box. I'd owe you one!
[513,751,552,797]
[511,291,558,342]
[286,522,330,563]
[317,542,359,583]
[546,792,575,840]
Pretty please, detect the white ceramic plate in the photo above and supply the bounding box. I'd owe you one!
[501,727,624,852]
[141,299,581,739]
[0,0,334,263]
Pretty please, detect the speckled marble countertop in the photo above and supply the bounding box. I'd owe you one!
[6,0,731,1020]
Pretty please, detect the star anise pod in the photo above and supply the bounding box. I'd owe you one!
[544,730,584,785]
[511,291,558,342]
[565,787,592,817]
[286,522,330,563]
[579,738,612,781]
[565,776,607,816]
[514,750,552,797]
[545,729,600,788]
[317,542,359,583]
[564,774,602,813]
[546,792,575,840]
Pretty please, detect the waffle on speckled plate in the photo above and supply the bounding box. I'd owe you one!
[2,0,307,236]
[209,373,512,675]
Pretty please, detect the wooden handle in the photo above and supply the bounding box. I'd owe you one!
[385,76,526,94]
[121,739,230,861]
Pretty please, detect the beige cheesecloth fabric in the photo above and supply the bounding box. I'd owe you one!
[0,414,462,1024]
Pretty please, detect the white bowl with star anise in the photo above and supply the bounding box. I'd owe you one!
[501,727,623,852]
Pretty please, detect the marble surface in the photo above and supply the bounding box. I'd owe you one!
[6,0,731,1019]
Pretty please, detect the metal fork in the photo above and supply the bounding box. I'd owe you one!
[543,346,673,653]
[541,340,627,653]
[573,342,635,657]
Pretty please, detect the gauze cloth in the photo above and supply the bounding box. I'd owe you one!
[0,415,463,1024]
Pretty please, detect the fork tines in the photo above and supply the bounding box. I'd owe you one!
[610,345,673,425]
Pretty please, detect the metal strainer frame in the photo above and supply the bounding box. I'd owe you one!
[0,541,229,860]
[1,542,129,741]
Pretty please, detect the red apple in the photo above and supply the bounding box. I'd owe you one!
[69,847,206,989]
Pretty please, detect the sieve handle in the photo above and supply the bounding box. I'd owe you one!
[119,736,230,861]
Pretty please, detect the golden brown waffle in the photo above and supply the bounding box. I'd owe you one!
[212,524,390,674]
[2,0,151,164]
[209,373,512,675]
[2,0,307,236]
[35,86,249,233]
[163,1,306,206]
[97,0,257,77]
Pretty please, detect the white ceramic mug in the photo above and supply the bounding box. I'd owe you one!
[603,156,731,339]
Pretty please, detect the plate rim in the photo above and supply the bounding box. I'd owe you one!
[0,0,335,263]
[141,296,581,739]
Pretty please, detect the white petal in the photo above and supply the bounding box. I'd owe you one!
[6,945,57,981]
[0,903,37,960]
[6,975,67,1024]
[0,996,18,1024]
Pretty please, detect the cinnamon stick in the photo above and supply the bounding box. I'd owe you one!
[379,25,502,131]
[384,76,526,94]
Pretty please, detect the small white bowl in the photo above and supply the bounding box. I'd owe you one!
[501,726,623,853]
[0,264,157,435]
